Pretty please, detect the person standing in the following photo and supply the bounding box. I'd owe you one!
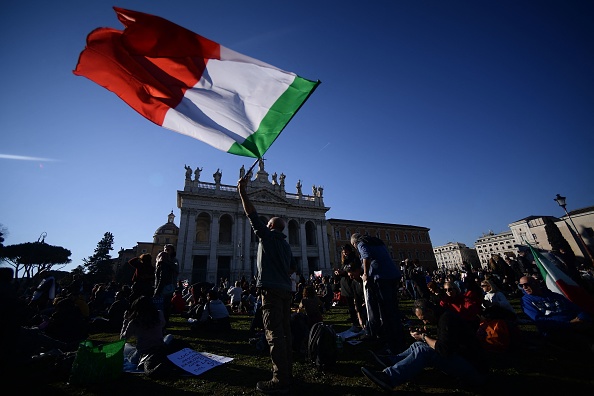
[345,263,369,334]
[334,244,362,332]
[128,253,155,298]
[238,173,294,395]
[227,281,243,313]
[154,244,179,326]
[289,269,298,305]
[351,233,405,354]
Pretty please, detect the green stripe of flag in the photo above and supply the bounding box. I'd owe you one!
[228,76,320,158]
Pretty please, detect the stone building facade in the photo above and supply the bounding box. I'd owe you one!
[175,162,331,284]
[326,218,436,271]
[509,207,594,266]
[432,242,480,270]
[474,230,517,268]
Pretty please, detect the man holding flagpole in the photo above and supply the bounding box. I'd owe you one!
[238,171,294,394]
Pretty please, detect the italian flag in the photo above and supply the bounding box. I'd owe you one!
[74,7,319,158]
[527,242,594,315]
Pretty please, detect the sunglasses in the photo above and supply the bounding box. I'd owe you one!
[480,284,489,287]
[519,283,531,289]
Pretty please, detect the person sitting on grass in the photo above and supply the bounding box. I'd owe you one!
[120,295,166,360]
[519,275,594,353]
[439,281,482,331]
[361,299,488,392]
[299,285,324,327]
[170,288,187,315]
[191,289,231,332]
[480,278,516,320]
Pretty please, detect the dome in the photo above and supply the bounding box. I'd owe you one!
[153,211,179,244]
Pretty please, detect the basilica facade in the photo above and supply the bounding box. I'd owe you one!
[175,161,331,284]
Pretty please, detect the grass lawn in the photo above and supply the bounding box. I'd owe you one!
[36,297,594,395]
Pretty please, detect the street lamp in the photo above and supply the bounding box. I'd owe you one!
[554,194,594,266]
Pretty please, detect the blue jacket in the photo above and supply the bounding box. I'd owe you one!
[521,288,591,336]
[356,239,401,281]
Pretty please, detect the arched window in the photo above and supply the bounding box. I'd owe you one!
[195,212,211,243]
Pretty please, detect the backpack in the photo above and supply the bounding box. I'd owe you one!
[307,322,337,369]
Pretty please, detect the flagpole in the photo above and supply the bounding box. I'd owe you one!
[244,157,261,178]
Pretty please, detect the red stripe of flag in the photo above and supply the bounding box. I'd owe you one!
[74,6,220,126]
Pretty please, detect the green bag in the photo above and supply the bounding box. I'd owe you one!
[69,339,125,384]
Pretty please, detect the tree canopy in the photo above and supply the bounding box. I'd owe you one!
[0,241,71,279]
[83,232,115,284]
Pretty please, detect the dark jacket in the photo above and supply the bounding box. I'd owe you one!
[248,211,293,291]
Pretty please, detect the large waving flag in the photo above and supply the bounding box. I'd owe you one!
[526,242,594,315]
[74,7,320,158]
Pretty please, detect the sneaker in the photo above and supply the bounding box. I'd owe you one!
[348,325,362,333]
[368,349,393,368]
[361,366,394,392]
[256,380,289,395]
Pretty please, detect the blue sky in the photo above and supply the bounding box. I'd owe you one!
[1,1,593,273]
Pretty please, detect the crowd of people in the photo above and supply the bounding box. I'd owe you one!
[2,179,594,393]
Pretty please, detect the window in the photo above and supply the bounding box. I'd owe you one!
[386,232,390,241]
[218,214,233,244]
[196,212,211,243]
[305,221,317,246]
[403,234,408,242]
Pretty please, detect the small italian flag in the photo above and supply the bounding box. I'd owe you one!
[74,7,320,158]
[526,242,594,315]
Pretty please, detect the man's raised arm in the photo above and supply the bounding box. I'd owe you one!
[238,175,256,215]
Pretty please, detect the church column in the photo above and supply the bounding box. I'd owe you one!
[243,216,253,279]
[316,219,330,272]
[177,208,197,280]
[208,211,220,284]
[299,218,308,275]
[233,214,245,280]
